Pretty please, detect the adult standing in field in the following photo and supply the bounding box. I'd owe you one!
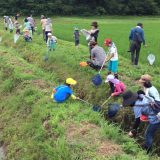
[45,18,52,43]
[87,41,106,70]
[40,15,47,40]
[27,15,35,35]
[129,23,147,65]
[89,21,99,42]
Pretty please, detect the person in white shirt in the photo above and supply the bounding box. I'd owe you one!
[104,38,118,79]
[139,74,160,101]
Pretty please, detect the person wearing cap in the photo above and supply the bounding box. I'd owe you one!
[129,23,147,65]
[45,18,52,43]
[40,15,47,40]
[139,74,160,101]
[87,41,106,70]
[47,33,57,51]
[104,38,119,79]
[105,74,126,96]
[122,91,160,153]
[51,78,79,103]
[73,27,80,48]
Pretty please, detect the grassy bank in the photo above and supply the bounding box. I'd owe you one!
[0,17,160,159]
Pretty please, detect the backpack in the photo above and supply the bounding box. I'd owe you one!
[134,29,143,43]
[150,100,160,114]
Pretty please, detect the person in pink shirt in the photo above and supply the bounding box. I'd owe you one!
[40,15,47,40]
[105,74,126,96]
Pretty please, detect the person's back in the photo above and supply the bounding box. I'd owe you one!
[146,86,160,101]
[91,45,106,66]
[27,16,34,27]
[54,85,73,102]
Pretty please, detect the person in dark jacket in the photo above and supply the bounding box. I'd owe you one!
[122,91,160,153]
[129,23,147,65]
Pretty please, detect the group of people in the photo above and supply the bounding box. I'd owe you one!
[2,15,159,153]
[52,21,159,154]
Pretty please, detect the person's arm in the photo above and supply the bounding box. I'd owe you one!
[71,94,78,100]
[105,53,114,62]
[112,84,122,96]
[129,29,133,41]
[141,30,146,46]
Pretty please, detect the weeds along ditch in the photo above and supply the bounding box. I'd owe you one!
[1,31,160,156]
[0,47,151,160]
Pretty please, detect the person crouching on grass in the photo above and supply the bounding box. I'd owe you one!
[105,74,126,96]
[87,41,107,70]
[51,78,79,103]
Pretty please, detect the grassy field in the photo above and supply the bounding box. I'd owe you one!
[0,16,160,159]
[51,16,160,66]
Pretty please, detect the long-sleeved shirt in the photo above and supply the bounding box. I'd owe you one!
[112,81,126,96]
[129,26,145,45]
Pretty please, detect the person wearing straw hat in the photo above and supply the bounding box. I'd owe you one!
[51,78,79,103]
[139,74,160,101]
[122,91,160,153]
[87,41,106,70]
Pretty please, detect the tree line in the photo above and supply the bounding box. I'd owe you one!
[1,0,160,16]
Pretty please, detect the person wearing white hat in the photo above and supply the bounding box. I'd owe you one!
[105,74,126,96]
[47,33,57,51]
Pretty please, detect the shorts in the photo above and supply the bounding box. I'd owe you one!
[108,60,118,73]
[75,40,79,46]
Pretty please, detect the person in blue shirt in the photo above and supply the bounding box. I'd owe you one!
[129,23,147,65]
[51,78,79,103]
[123,91,160,153]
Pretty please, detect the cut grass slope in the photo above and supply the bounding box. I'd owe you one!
[0,45,150,160]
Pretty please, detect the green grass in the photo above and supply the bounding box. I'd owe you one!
[0,16,160,159]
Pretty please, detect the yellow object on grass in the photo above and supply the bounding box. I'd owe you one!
[71,94,77,100]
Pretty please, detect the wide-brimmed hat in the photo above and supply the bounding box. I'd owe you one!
[91,21,98,27]
[139,74,152,83]
[122,91,138,107]
[66,78,77,85]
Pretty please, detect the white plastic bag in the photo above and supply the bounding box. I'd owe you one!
[80,29,91,41]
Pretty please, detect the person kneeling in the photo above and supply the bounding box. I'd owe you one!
[87,41,106,70]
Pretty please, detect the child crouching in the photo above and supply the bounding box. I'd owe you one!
[105,74,126,96]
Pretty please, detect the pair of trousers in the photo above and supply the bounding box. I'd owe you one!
[130,41,141,65]
[144,123,160,153]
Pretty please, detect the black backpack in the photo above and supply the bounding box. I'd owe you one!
[134,29,143,43]
[150,100,160,114]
